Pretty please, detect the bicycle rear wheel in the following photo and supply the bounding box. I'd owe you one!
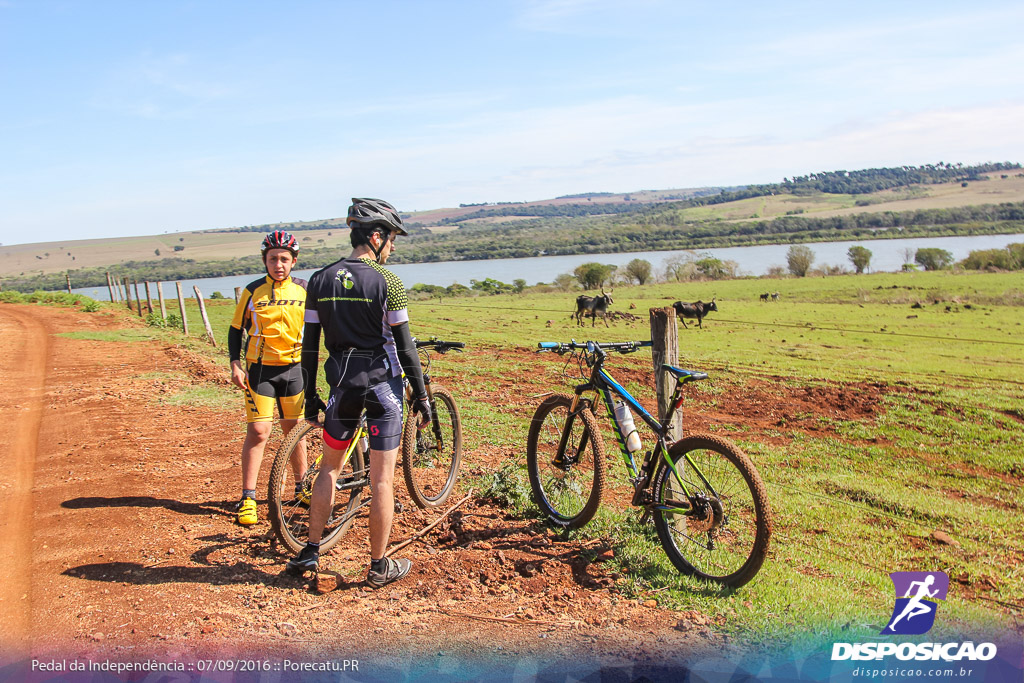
[402,386,462,508]
[526,393,605,529]
[268,420,369,554]
[652,433,772,588]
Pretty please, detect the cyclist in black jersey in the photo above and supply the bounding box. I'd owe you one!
[288,198,430,587]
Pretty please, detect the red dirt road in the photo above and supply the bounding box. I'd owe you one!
[0,306,48,648]
[0,303,714,675]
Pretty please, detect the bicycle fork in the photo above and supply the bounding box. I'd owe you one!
[406,376,445,454]
[552,393,591,469]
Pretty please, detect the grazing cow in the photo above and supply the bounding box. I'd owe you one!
[759,292,770,302]
[672,298,718,329]
[771,291,780,301]
[573,289,614,327]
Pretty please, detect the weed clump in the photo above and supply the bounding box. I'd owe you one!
[145,312,182,328]
[478,461,533,514]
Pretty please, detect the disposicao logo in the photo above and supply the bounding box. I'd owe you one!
[883,571,948,635]
[831,570,998,662]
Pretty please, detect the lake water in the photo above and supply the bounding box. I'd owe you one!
[74,233,1024,302]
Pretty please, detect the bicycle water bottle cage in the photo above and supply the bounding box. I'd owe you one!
[663,365,708,383]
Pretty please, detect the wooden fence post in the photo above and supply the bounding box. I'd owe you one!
[175,282,189,335]
[105,272,116,302]
[234,286,242,304]
[144,281,155,314]
[193,286,217,347]
[65,273,72,294]
[123,278,133,311]
[156,282,167,320]
[132,280,144,317]
[649,306,683,439]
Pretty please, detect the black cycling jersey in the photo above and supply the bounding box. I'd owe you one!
[304,257,409,376]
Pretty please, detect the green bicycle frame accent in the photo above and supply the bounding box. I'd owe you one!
[580,365,712,508]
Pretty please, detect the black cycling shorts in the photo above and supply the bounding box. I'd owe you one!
[244,362,304,422]
[324,375,404,451]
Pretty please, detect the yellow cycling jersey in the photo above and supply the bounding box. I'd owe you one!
[230,275,307,366]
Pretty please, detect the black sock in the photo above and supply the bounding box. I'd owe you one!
[242,489,256,500]
[370,557,386,572]
[306,541,320,551]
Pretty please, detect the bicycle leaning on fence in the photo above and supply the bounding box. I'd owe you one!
[528,339,772,588]
[266,337,466,553]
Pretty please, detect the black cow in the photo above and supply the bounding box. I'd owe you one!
[573,289,614,327]
[672,298,718,328]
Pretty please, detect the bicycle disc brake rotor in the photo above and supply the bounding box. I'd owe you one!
[686,494,724,534]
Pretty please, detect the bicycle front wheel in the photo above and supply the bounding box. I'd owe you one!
[402,386,462,508]
[652,433,772,588]
[268,420,369,554]
[526,393,606,529]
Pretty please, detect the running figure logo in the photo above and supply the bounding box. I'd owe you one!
[883,571,949,635]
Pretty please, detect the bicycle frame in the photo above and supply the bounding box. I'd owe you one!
[553,341,716,513]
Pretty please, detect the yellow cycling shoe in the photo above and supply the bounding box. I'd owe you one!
[236,497,258,526]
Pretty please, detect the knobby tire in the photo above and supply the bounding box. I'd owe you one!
[526,393,606,529]
[402,386,462,509]
[268,419,368,554]
[652,433,772,588]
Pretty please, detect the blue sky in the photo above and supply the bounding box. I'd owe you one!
[2,0,1023,246]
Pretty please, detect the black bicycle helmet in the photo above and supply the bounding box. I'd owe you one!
[261,230,299,257]
[346,197,408,236]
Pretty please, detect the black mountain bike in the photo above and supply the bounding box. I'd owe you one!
[402,338,465,508]
[528,340,772,588]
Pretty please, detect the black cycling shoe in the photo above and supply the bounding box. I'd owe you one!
[366,557,411,588]
[287,544,320,574]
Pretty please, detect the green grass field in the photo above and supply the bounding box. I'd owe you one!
[77,268,1024,643]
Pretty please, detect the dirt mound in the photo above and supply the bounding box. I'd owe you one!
[163,344,231,386]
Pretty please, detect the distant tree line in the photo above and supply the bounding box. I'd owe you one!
[680,162,1021,205]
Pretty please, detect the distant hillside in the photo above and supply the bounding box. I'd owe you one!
[3,163,1023,292]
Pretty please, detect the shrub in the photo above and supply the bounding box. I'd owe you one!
[479,461,532,513]
[960,243,1023,270]
[786,245,815,277]
[623,258,653,285]
[847,245,872,273]
[915,248,954,271]
[573,262,616,289]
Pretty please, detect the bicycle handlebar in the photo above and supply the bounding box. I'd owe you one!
[537,340,652,355]
[414,338,466,354]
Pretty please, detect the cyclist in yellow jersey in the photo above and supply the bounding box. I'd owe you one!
[227,231,308,526]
